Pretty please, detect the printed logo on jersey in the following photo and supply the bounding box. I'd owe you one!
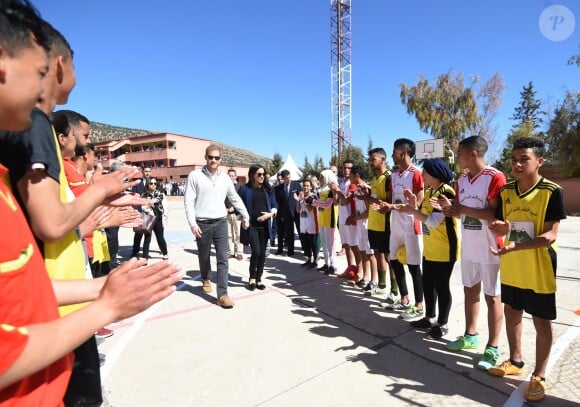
[463,215,483,230]
[508,221,535,243]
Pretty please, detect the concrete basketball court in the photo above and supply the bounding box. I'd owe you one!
[98,199,580,406]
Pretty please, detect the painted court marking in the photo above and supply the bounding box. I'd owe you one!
[503,316,580,407]
[100,280,190,381]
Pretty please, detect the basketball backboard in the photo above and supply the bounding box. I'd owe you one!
[415,138,444,159]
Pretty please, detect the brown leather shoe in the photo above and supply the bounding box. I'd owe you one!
[217,295,235,309]
[202,279,212,293]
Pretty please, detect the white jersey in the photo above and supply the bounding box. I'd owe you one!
[457,166,506,264]
[338,178,352,224]
[298,199,318,234]
[391,165,423,234]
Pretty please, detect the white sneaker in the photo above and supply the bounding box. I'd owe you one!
[381,299,409,311]
[383,291,400,305]
[375,286,388,295]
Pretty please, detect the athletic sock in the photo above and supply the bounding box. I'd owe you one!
[510,359,525,369]
[378,270,386,287]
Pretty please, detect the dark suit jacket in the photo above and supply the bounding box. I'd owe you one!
[274,181,301,221]
[131,178,146,212]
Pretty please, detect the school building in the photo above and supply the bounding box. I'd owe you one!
[93,133,250,183]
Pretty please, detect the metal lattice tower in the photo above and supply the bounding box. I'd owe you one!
[330,0,352,158]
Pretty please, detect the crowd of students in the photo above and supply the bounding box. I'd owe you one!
[0,0,567,404]
[0,2,182,405]
[268,135,565,403]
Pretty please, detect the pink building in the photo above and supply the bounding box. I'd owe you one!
[94,133,250,184]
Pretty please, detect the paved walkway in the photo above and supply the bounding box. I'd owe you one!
[99,199,580,406]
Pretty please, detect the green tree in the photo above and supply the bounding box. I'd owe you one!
[510,81,544,131]
[301,155,315,178]
[267,152,283,175]
[495,82,545,173]
[568,46,580,67]
[546,91,580,176]
[333,144,375,180]
[400,70,504,152]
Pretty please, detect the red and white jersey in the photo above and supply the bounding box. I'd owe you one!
[457,166,506,264]
[391,165,424,234]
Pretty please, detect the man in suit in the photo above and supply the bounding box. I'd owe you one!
[130,166,151,258]
[274,169,302,256]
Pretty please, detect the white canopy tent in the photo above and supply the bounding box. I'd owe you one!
[278,154,302,181]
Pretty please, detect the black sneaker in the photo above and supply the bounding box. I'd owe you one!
[307,262,318,269]
[317,264,329,272]
[300,261,311,267]
[325,266,335,275]
[409,317,432,329]
[426,325,448,339]
[363,281,378,296]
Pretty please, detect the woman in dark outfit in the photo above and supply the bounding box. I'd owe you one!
[237,164,277,290]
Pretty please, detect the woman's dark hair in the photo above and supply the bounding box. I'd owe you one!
[145,177,157,190]
[50,110,71,138]
[247,164,271,193]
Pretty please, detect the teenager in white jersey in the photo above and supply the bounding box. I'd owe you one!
[346,165,374,285]
[439,136,506,370]
[334,160,358,276]
[385,138,425,320]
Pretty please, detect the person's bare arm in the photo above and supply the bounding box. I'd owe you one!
[51,278,106,306]
[17,166,141,242]
[0,259,182,390]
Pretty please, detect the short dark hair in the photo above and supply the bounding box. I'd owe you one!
[394,138,416,158]
[351,165,365,178]
[459,135,488,156]
[368,147,386,158]
[40,19,73,59]
[49,110,71,138]
[227,169,236,175]
[280,169,290,178]
[513,137,545,158]
[343,159,354,165]
[0,0,50,55]
[55,110,89,128]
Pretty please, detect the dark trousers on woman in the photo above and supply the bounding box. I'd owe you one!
[301,232,319,260]
[390,259,423,304]
[422,258,455,325]
[143,220,168,259]
[249,226,268,282]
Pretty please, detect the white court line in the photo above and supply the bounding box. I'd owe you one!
[100,280,191,381]
[502,316,580,407]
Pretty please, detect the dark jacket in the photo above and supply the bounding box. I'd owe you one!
[274,181,301,221]
[237,183,277,245]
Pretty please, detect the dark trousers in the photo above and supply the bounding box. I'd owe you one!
[196,218,229,298]
[143,220,168,259]
[301,232,319,260]
[277,215,298,254]
[390,259,423,303]
[105,226,119,262]
[422,259,455,325]
[248,226,267,281]
[63,336,102,407]
[131,231,143,258]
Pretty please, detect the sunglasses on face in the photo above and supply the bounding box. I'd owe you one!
[256,172,265,177]
[149,182,157,185]
[207,155,221,161]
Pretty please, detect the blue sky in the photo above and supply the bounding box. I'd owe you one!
[35,1,578,167]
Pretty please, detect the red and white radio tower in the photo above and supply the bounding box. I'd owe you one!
[330,0,352,158]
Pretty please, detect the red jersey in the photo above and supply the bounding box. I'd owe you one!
[0,164,73,406]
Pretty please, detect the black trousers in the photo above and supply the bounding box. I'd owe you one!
[422,259,455,325]
[390,259,423,303]
[63,336,102,407]
[249,226,268,281]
